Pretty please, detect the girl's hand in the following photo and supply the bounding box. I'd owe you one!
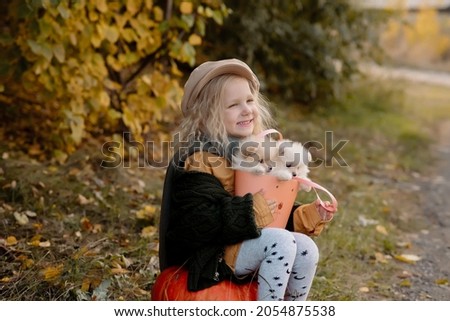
[257,189,278,215]
[315,200,334,221]
[266,199,278,215]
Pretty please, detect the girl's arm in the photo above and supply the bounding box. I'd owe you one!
[169,170,261,248]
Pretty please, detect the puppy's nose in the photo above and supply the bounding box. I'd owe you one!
[292,173,297,177]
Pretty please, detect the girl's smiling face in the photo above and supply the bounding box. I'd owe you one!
[222,77,259,138]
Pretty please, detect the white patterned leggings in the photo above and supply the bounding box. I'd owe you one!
[234,228,319,301]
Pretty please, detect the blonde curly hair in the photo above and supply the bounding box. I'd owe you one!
[175,74,275,152]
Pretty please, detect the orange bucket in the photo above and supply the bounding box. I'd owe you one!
[234,170,299,228]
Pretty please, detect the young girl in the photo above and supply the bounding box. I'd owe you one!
[159,58,334,301]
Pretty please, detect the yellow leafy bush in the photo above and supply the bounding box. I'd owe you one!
[0,0,228,160]
[380,8,450,66]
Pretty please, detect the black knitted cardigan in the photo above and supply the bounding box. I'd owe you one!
[158,141,261,291]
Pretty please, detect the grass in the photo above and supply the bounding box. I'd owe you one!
[0,141,165,300]
[1,77,449,300]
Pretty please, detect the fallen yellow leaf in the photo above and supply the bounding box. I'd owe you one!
[33,223,43,230]
[394,254,421,264]
[136,204,157,220]
[17,255,35,269]
[359,287,370,293]
[6,236,18,246]
[141,225,157,239]
[375,225,388,235]
[435,278,448,286]
[398,270,413,279]
[399,279,411,287]
[111,268,130,275]
[81,278,92,292]
[30,234,42,242]
[41,264,64,281]
[21,258,34,269]
[28,240,40,247]
[374,252,387,263]
[14,212,29,226]
[136,288,149,295]
[28,234,43,247]
[39,240,51,247]
[78,194,90,205]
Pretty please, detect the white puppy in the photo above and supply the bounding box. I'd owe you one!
[232,135,276,174]
[270,139,312,190]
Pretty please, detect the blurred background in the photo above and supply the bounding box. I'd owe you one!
[1,0,449,300]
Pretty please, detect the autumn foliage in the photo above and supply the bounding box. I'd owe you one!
[0,0,387,160]
[380,8,450,67]
[0,0,228,159]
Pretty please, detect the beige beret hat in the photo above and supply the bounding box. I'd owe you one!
[181,58,260,116]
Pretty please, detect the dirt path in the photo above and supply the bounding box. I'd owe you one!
[394,120,450,300]
[360,63,450,88]
[362,64,450,300]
